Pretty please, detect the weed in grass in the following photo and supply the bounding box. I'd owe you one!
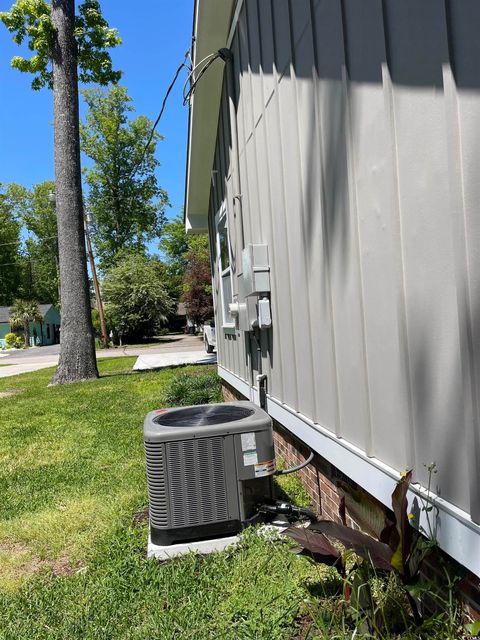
[274,456,312,508]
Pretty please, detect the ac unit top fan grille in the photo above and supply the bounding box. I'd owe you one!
[154,404,254,427]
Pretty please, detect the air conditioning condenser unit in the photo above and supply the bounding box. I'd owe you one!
[144,401,275,546]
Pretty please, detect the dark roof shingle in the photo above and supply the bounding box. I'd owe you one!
[0,304,56,324]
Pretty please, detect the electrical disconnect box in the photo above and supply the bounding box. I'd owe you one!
[242,244,270,297]
[229,244,272,332]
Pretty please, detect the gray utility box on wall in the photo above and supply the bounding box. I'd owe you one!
[144,401,275,545]
[242,244,270,296]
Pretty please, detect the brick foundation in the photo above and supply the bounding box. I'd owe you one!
[222,380,480,618]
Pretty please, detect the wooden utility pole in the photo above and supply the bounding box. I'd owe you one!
[84,216,108,348]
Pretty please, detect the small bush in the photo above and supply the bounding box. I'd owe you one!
[163,369,223,406]
[15,335,25,348]
[4,333,16,348]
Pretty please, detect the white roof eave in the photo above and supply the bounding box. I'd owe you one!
[184,0,234,234]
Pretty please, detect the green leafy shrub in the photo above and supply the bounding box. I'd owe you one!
[102,254,173,341]
[15,335,25,348]
[4,332,16,348]
[15,336,24,349]
[163,369,223,407]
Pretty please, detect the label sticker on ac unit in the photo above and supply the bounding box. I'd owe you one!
[243,450,258,466]
[241,432,256,451]
[254,460,276,477]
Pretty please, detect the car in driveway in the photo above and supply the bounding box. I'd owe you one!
[203,323,216,353]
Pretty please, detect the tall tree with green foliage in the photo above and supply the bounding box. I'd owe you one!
[1,0,121,384]
[80,85,169,271]
[0,184,25,305]
[102,252,173,342]
[19,181,60,304]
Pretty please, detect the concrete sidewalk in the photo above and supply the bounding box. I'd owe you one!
[0,334,207,379]
[133,350,216,371]
[0,360,59,378]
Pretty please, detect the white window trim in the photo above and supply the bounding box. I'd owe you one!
[215,206,235,329]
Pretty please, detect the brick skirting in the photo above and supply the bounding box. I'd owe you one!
[222,380,480,619]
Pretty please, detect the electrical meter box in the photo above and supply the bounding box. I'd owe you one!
[234,276,259,332]
[242,244,270,297]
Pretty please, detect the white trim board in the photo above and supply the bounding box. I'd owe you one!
[219,365,252,400]
[218,366,480,578]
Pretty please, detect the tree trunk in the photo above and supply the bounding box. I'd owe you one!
[50,0,98,384]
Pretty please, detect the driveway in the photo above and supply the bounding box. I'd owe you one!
[0,334,206,378]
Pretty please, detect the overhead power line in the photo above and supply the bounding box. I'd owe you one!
[129,47,229,180]
[128,50,191,180]
[182,52,222,105]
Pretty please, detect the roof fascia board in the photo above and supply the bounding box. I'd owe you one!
[185,0,235,234]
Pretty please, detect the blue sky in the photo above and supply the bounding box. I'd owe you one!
[0,1,194,236]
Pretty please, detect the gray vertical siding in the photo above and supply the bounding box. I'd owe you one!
[208,0,480,521]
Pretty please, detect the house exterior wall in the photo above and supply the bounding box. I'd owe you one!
[0,323,9,342]
[39,306,61,346]
[207,0,480,546]
[0,306,60,347]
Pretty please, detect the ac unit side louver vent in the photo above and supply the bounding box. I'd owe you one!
[145,441,168,528]
[166,437,228,527]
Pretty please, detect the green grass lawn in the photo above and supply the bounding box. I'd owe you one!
[1,359,461,640]
[0,358,328,640]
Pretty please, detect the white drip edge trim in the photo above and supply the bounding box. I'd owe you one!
[218,364,480,578]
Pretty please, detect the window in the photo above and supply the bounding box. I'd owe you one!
[216,207,234,327]
[46,324,50,339]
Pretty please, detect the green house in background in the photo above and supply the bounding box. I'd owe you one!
[0,304,61,348]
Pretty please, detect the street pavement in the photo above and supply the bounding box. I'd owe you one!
[0,334,206,379]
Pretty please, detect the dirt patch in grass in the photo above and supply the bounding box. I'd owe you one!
[0,540,30,555]
[292,615,315,640]
[0,540,84,584]
[132,505,149,527]
[0,540,47,582]
[51,556,85,577]
[0,389,22,399]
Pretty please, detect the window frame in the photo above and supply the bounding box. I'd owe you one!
[215,205,235,329]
